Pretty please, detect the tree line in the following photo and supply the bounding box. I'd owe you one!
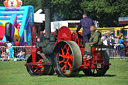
[0,0,128,27]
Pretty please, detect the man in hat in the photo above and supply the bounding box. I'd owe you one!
[76,12,94,44]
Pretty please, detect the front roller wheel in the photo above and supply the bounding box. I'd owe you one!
[53,41,82,77]
[26,53,54,76]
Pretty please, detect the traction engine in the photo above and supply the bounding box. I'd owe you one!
[24,8,110,77]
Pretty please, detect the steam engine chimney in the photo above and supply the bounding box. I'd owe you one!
[44,0,51,40]
[36,0,54,56]
[44,8,51,39]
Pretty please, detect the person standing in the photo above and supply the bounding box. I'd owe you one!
[107,36,115,58]
[14,39,20,46]
[101,36,107,46]
[7,41,14,58]
[114,36,120,55]
[119,35,125,60]
[9,44,14,58]
[76,12,94,44]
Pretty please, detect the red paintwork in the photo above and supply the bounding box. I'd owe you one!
[29,26,110,71]
[24,62,44,66]
[90,47,105,69]
[31,25,36,45]
[71,32,84,47]
[57,26,71,42]
[57,26,110,70]
[32,47,41,63]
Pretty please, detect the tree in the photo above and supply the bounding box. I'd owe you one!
[0,0,128,27]
[80,0,128,27]
[51,0,83,21]
[0,0,6,6]
[22,0,43,12]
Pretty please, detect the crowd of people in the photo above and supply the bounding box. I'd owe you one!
[0,39,25,60]
[101,35,126,60]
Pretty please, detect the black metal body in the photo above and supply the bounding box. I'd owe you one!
[36,8,56,56]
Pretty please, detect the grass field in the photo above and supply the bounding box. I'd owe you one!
[0,58,128,85]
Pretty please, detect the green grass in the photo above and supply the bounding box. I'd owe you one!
[0,59,128,85]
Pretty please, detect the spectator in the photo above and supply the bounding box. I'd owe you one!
[7,41,14,58]
[114,36,120,55]
[14,39,20,46]
[119,35,125,60]
[107,36,115,58]
[101,36,107,45]
[17,50,25,60]
[9,44,14,58]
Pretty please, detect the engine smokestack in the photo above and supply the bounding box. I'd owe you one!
[44,8,51,39]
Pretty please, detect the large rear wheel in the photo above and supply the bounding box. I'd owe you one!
[53,41,82,77]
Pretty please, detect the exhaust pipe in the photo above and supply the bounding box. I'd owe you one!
[44,8,51,39]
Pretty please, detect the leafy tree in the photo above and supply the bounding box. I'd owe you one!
[51,0,83,21]
[0,0,6,6]
[0,0,128,27]
[80,0,128,27]
[22,0,43,12]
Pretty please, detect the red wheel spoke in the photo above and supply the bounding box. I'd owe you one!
[59,53,66,58]
[68,62,72,69]
[66,46,70,56]
[38,59,43,63]
[68,62,72,74]
[69,54,73,59]
[59,60,64,64]
[65,64,67,74]
[37,65,44,68]
[34,69,37,72]
[61,48,65,55]
[63,44,67,49]
[31,58,44,73]
[61,64,66,71]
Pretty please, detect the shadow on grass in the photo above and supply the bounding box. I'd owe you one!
[42,74,116,78]
[50,73,116,78]
[102,74,116,77]
[76,74,116,78]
